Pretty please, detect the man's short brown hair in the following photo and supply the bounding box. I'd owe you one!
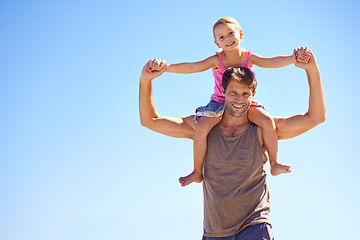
[222,67,257,92]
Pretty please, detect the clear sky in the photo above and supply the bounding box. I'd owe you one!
[1,0,359,239]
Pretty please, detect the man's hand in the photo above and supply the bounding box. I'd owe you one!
[147,58,167,73]
[293,47,317,71]
[295,47,311,63]
[141,59,167,81]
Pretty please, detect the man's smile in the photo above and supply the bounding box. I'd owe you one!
[232,103,245,109]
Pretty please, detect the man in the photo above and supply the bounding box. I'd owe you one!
[139,48,325,239]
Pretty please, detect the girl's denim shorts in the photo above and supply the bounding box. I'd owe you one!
[194,99,265,123]
[194,99,224,123]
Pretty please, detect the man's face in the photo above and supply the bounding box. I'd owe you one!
[222,78,255,117]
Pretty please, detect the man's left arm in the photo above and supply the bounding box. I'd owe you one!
[274,49,326,140]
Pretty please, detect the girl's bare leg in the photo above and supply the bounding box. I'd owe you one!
[179,116,221,186]
[248,106,291,176]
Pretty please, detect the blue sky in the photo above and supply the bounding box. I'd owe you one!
[1,0,359,239]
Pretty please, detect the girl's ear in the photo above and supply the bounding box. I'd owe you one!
[214,40,221,48]
[252,90,256,97]
[240,30,243,39]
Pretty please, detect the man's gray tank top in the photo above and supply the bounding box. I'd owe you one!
[202,122,271,238]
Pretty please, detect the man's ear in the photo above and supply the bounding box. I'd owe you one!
[221,86,225,97]
[252,90,256,97]
[214,40,221,49]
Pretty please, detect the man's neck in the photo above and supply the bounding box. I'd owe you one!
[219,111,250,138]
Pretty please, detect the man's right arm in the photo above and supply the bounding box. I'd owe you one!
[139,61,195,139]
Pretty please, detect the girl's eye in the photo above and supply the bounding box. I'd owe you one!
[219,36,224,39]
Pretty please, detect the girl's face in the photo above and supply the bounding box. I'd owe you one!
[213,23,243,51]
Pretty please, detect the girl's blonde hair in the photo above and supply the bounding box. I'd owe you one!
[213,17,242,39]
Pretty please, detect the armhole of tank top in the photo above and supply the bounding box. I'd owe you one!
[244,50,251,65]
[253,124,268,162]
[216,52,224,69]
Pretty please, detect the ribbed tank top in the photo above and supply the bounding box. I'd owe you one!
[202,122,271,238]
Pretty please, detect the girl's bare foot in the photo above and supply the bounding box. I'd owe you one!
[179,170,203,187]
[270,163,292,176]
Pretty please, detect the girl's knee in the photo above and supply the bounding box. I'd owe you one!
[195,122,210,136]
[249,107,275,128]
[195,117,220,136]
[260,114,275,128]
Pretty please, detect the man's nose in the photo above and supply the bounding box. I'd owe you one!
[235,95,242,102]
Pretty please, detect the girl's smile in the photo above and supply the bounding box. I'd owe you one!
[226,41,236,47]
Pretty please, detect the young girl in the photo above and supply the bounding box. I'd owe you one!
[149,17,310,187]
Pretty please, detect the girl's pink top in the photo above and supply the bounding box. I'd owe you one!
[211,50,253,103]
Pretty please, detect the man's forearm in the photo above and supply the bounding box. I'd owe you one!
[139,75,158,128]
[305,65,326,124]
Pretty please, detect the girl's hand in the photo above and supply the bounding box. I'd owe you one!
[142,60,168,81]
[147,58,167,73]
[293,47,316,70]
[294,47,311,63]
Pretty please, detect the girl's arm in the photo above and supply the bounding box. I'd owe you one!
[249,53,294,68]
[166,55,219,74]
